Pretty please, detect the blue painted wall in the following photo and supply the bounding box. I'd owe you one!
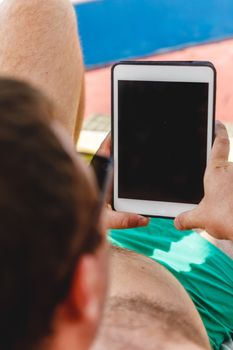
[74,0,233,69]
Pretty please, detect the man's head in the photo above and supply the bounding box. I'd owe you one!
[0,78,108,350]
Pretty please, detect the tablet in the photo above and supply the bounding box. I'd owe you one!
[112,61,216,218]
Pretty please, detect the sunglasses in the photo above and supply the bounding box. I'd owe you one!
[78,152,113,200]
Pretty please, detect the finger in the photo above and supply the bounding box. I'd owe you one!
[174,207,204,231]
[104,209,149,229]
[215,120,228,138]
[210,121,230,164]
[96,132,112,157]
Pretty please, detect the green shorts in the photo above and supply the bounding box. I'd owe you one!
[108,218,233,350]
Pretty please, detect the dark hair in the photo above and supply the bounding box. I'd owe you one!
[0,78,101,350]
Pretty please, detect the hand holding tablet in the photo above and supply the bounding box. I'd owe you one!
[112,61,216,218]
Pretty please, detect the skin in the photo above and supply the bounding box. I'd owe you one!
[96,133,149,228]
[0,2,108,349]
[91,246,211,350]
[0,0,84,141]
[43,123,109,350]
[1,1,232,350]
[95,126,233,350]
[98,129,233,256]
[0,0,148,231]
[175,122,233,242]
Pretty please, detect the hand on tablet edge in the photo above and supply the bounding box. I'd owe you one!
[96,134,150,230]
[174,121,233,241]
[104,205,150,230]
[96,132,111,158]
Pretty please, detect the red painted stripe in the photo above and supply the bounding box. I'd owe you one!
[84,39,233,122]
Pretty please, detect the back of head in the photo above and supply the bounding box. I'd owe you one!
[92,296,208,350]
[0,78,100,350]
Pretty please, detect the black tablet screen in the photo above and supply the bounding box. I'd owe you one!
[118,80,209,204]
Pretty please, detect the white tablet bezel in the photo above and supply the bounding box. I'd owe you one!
[112,62,215,218]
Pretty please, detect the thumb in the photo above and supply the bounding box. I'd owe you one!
[104,208,149,230]
[96,133,111,157]
[174,207,204,231]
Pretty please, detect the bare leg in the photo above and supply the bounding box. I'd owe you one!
[0,0,84,141]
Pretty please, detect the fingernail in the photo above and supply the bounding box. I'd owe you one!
[138,216,149,226]
[174,216,183,230]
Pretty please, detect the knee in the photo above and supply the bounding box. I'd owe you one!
[0,0,84,138]
[0,0,75,17]
[0,0,78,36]
[0,0,83,83]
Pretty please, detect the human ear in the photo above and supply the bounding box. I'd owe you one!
[67,253,106,325]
